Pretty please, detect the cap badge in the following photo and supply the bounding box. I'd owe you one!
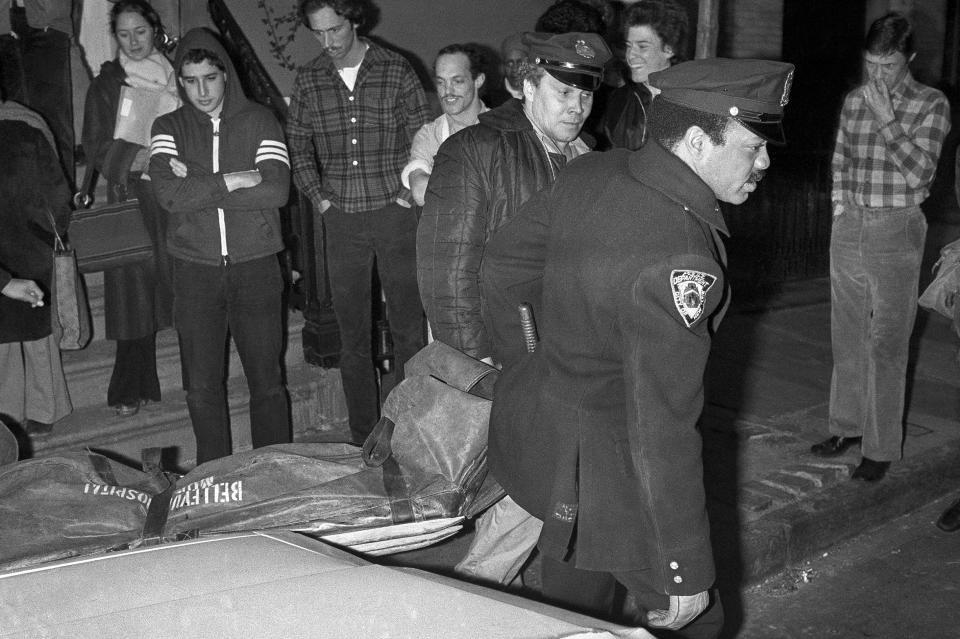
[780,69,794,107]
[671,270,717,328]
[574,39,595,59]
[729,106,739,116]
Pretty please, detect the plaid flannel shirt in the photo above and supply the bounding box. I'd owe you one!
[286,39,431,214]
[831,72,951,209]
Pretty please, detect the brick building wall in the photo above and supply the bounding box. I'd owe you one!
[718,0,785,60]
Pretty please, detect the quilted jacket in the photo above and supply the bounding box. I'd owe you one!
[417,99,564,360]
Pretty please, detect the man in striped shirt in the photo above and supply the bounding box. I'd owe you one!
[811,12,951,481]
[150,30,292,464]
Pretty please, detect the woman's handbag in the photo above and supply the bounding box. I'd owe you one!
[70,156,154,274]
[48,213,93,350]
[918,237,960,334]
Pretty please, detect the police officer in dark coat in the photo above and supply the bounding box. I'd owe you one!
[481,58,795,638]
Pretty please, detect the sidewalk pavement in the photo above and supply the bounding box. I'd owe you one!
[703,276,960,595]
[385,276,960,604]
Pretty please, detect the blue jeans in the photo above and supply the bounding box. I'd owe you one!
[322,204,424,440]
[829,205,926,461]
[173,256,290,464]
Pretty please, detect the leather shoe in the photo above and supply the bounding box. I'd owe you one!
[936,497,960,532]
[810,435,861,457]
[851,457,890,482]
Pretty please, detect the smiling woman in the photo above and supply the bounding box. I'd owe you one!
[80,0,180,418]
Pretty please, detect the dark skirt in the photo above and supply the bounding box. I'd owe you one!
[102,177,174,340]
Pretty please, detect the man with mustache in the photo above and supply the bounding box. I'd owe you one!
[402,44,488,208]
[481,58,794,637]
[287,0,431,445]
[417,31,611,586]
[810,12,951,482]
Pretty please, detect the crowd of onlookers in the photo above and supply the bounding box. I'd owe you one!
[0,0,692,455]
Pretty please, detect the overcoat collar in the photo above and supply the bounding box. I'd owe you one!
[628,141,729,236]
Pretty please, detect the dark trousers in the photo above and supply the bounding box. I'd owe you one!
[321,203,424,440]
[173,256,290,465]
[541,554,724,639]
[0,8,74,185]
[107,334,161,407]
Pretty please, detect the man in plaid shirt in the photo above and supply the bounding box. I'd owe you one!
[811,12,951,481]
[287,0,431,443]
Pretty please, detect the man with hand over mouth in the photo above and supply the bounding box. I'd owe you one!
[811,12,951,483]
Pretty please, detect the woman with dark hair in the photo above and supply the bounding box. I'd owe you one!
[601,0,689,150]
[81,0,179,417]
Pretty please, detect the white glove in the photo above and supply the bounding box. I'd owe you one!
[646,591,709,630]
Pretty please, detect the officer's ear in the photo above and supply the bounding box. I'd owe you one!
[683,125,710,159]
[522,77,536,102]
[475,72,486,91]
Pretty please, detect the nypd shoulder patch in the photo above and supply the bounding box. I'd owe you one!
[670,269,717,327]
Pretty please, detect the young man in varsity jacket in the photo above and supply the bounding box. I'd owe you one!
[149,28,292,465]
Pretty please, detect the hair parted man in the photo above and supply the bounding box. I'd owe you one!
[481,58,795,638]
[148,28,292,464]
[417,31,612,587]
[810,12,951,482]
[602,0,689,150]
[286,0,432,444]
[401,44,488,208]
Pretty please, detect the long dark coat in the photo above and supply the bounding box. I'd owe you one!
[0,119,71,344]
[81,60,173,340]
[484,142,729,596]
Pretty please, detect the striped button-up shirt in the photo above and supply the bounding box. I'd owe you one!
[831,72,951,209]
[286,38,431,214]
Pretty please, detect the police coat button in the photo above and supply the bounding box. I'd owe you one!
[670,561,679,570]
[674,575,683,584]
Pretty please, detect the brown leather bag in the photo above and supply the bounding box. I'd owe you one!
[69,199,153,273]
[70,160,153,274]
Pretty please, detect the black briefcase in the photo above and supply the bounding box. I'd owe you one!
[68,198,154,273]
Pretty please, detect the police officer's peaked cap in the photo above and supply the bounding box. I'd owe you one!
[523,31,612,92]
[649,58,795,145]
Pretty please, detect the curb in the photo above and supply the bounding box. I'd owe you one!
[726,436,960,588]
